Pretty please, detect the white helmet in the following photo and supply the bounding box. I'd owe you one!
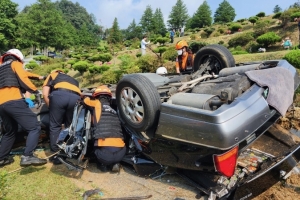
[5,49,24,63]
[156,67,168,75]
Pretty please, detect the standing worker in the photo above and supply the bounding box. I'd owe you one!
[42,70,81,164]
[0,49,47,167]
[141,35,150,56]
[170,29,175,43]
[175,40,195,74]
[83,85,126,172]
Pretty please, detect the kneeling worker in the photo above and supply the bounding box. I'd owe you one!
[83,85,126,172]
[0,49,47,167]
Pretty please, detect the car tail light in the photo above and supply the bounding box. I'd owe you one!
[213,146,239,177]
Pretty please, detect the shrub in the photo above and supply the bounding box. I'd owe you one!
[189,41,208,53]
[291,12,300,20]
[272,12,282,19]
[73,61,90,74]
[283,50,300,69]
[153,47,168,56]
[136,52,142,58]
[98,53,113,63]
[156,37,169,46]
[256,32,281,47]
[236,18,246,22]
[67,59,76,67]
[218,40,225,45]
[135,54,160,73]
[190,34,196,40]
[231,50,248,55]
[25,62,39,69]
[245,41,261,53]
[229,23,242,32]
[254,20,270,37]
[123,40,132,47]
[34,55,50,63]
[218,28,225,34]
[162,47,177,61]
[256,12,266,18]
[249,16,259,25]
[203,27,215,36]
[228,32,254,47]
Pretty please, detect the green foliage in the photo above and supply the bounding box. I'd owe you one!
[100,70,120,84]
[218,40,225,45]
[249,16,259,25]
[280,8,300,27]
[229,23,242,32]
[203,27,215,36]
[135,54,159,73]
[156,37,169,45]
[188,1,212,29]
[153,8,167,36]
[167,0,189,28]
[291,12,300,20]
[140,5,154,33]
[236,18,246,22]
[107,18,123,44]
[162,47,177,61]
[73,60,90,74]
[190,34,196,40]
[283,50,300,69]
[245,41,260,53]
[125,19,143,40]
[136,52,142,58]
[154,47,168,55]
[189,41,208,53]
[256,32,281,47]
[67,59,76,66]
[0,170,8,199]
[228,32,254,47]
[0,0,18,50]
[272,12,282,19]
[218,28,225,34]
[273,5,282,13]
[25,62,39,69]
[254,20,270,37]
[98,53,113,63]
[256,12,266,18]
[214,0,236,23]
[34,55,50,63]
[231,50,248,55]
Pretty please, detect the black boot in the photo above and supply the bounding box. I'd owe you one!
[97,163,109,172]
[0,156,14,167]
[20,155,47,167]
[49,156,63,165]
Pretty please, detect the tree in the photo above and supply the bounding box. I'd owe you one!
[153,8,167,36]
[107,18,122,44]
[15,0,74,51]
[273,5,282,13]
[214,0,236,24]
[0,0,18,51]
[125,19,143,40]
[140,5,154,33]
[167,0,189,29]
[249,16,259,25]
[188,1,212,29]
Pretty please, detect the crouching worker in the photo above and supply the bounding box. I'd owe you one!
[0,49,47,167]
[83,85,126,173]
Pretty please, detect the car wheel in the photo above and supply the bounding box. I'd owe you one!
[116,74,161,131]
[193,44,235,74]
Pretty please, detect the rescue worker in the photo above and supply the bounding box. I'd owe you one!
[0,49,47,167]
[42,70,81,164]
[175,40,195,74]
[83,85,126,172]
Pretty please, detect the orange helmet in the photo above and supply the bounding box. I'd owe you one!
[175,40,188,50]
[92,85,112,98]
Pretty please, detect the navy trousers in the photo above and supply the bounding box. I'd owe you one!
[0,99,41,159]
[49,90,80,152]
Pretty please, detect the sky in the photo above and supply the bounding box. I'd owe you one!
[12,0,297,29]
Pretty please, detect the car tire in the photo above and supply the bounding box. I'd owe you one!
[193,44,235,74]
[116,74,161,131]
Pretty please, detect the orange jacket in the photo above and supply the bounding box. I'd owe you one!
[43,71,81,95]
[175,52,195,72]
[0,61,38,105]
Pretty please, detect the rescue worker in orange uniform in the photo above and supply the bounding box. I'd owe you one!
[0,49,47,167]
[175,40,195,74]
[83,85,126,172]
[42,70,81,164]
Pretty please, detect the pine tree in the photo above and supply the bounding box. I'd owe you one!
[125,19,143,40]
[273,5,282,13]
[139,5,154,33]
[189,1,212,29]
[214,0,236,24]
[167,0,189,29]
[108,18,122,44]
[153,8,167,36]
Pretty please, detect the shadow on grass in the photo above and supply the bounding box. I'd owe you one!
[20,166,47,175]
